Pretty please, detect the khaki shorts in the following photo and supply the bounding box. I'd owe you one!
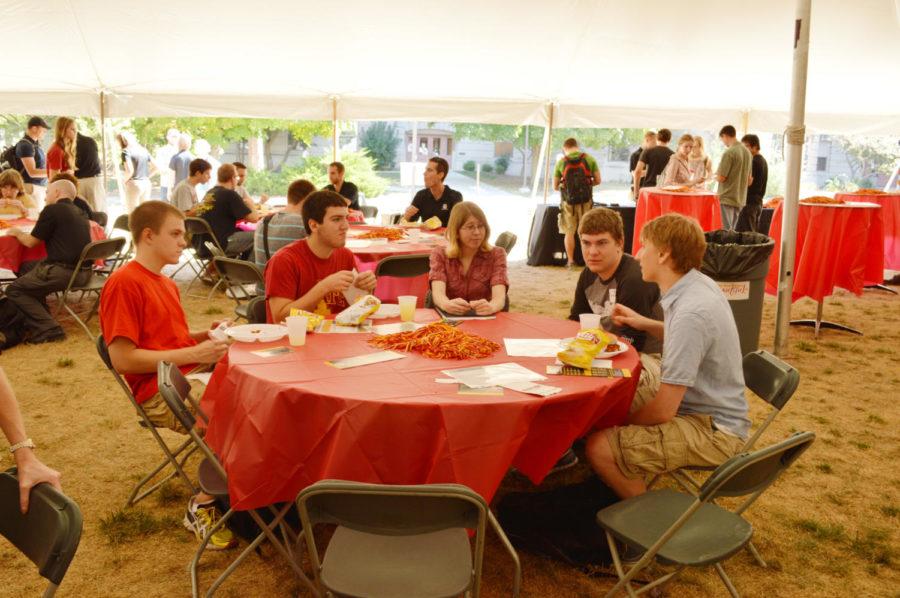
[140,378,206,434]
[558,201,592,235]
[630,353,662,414]
[607,414,745,480]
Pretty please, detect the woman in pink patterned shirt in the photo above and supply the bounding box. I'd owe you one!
[429,201,509,315]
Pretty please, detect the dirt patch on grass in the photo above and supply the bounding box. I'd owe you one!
[0,263,897,596]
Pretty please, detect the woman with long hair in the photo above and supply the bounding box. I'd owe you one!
[688,135,714,185]
[0,169,37,218]
[46,117,77,181]
[662,134,696,186]
[428,201,508,315]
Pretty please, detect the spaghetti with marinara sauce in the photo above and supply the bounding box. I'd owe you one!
[369,322,500,359]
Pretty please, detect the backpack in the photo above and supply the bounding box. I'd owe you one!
[0,143,21,173]
[0,297,28,352]
[561,153,593,205]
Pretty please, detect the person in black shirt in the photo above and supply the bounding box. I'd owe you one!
[5,180,92,343]
[323,161,360,210]
[197,164,259,259]
[403,157,462,227]
[629,131,657,196]
[14,117,49,206]
[74,132,105,211]
[736,134,768,233]
[633,128,673,192]
[50,173,104,226]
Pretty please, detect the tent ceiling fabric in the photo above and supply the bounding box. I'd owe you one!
[1,0,898,133]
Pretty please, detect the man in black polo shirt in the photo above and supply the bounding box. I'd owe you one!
[323,162,360,210]
[736,134,768,233]
[197,163,260,260]
[74,132,105,211]
[403,157,462,227]
[6,180,92,343]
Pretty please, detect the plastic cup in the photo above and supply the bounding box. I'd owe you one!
[286,316,308,346]
[407,228,421,241]
[579,313,602,330]
[398,296,417,322]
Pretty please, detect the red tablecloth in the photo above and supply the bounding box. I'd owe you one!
[0,219,106,272]
[836,192,900,270]
[202,312,640,510]
[765,202,884,302]
[632,188,721,254]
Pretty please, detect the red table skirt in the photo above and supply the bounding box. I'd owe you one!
[632,189,722,254]
[765,202,884,302]
[837,192,900,270]
[0,219,105,272]
[202,312,639,510]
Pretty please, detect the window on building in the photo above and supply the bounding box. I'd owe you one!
[816,157,827,171]
[433,138,441,154]
[446,138,453,155]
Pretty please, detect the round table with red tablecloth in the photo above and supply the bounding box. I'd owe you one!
[201,311,640,510]
[836,192,900,270]
[0,218,106,272]
[632,188,722,254]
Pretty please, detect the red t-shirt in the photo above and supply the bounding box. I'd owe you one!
[46,144,69,173]
[100,261,198,403]
[264,239,357,322]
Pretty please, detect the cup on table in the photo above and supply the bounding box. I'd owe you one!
[407,228,421,241]
[286,315,308,346]
[579,313,602,330]
[398,295,417,322]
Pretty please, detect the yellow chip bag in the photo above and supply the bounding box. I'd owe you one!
[289,308,324,332]
[557,328,612,370]
[335,294,381,327]
[424,216,442,230]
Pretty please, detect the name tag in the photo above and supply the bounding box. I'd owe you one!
[717,281,750,300]
[441,204,448,211]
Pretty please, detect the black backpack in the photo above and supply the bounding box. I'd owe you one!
[0,297,28,352]
[0,143,21,173]
[561,153,593,205]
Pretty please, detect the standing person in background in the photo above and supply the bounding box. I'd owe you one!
[14,117,50,206]
[323,162,360,210]
[553,137,601,269]
[46,117,77,181]
[737,134,768,233]
[75,130,105,211]
[633,128,673,192]
[662,135,704,187]
[630,132,657,197]
[169,133,194,188]
[688,135,713,186]
[117,132,156,212]
[233,162,269,210]
[715,125,752,230]
[192,139,219,199]
[153,128,180,202]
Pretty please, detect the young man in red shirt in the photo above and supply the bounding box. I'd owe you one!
[266,190,377,322]
[100,200,236,550]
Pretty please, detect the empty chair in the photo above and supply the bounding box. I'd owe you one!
[55,237,126,339]
[374,253,430,278]
[360,205,378,219]
[739,350,800,451]
[171,217,223,295]
[494,231,517,255]
[92,211,109,228]
[212,257,264,320]
[0,468,83,597]
[245,296,267,324]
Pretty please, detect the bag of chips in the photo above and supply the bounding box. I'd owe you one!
[289,308,324,332]
[557,328,614,369]
[335,295,381,327]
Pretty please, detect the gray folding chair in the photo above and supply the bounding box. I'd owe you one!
[739,350,800,451]
[171,217,224,296]
[110,213,133,257]
[0,467,83,598]
[360,205,378,219]
[297,480,521,598]
[212,257,264,320]
[245,296,267,324]
[95,335,199,506]
[157,361,317,598]
[598,431,815,598]
[374,253,430,278]
[54,237,126,339]
[494,231,517,255]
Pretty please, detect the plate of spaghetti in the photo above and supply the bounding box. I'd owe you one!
[369,321,500,360]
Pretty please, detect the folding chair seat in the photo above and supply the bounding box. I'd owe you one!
[297,479,521,598]
[494,231,518,255]
[0,468,83,598]
[211,257,264,319]
[55,237,126,339]
[95,335,199,506]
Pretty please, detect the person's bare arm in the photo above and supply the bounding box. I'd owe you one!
[18,157,47,179]
[8,229,41,248]
[268,270,355,322]
[431,280,471,315]
[108,336,228,375]
[592,169,602,186]
[553,175,561,191]
[627,382,686,425]
[243,210,261,223]
[611,303,664,340]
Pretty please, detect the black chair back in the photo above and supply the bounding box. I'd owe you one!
[157,361,199,433]
[375,254,430,278]
[247,296,267,324]
[112,213,129,233]
[742,350,800,411]
[360,205,378,219]
[214,257,265,286]
[494,231,517,255]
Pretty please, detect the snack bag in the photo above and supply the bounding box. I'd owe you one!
[335,295,381,327]
[557,328,613,369]
[424,216,442,230]
[289,308,324,332]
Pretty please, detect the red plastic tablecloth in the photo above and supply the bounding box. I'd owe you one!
[202,312,640,510]
[632,188,722,254]
[0,219,106,272]
[836,192,900,270]
[765,202,884,303]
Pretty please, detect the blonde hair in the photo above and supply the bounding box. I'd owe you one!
[53,117,77,170]
[0,169,27,197]
[640,213,707,274]
[691,135,707,158]
[445,201,492,259]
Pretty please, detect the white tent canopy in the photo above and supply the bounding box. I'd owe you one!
[2,0,899,133]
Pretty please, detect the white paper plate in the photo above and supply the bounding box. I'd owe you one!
[369,303,401,319]
[559,339,628,359]
[0,213,19,220]
[225,324,288,343]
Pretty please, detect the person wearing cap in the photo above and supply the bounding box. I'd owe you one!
[15,117,50,206]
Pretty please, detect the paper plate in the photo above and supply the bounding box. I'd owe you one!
[0,213,19,220]
[558,339,629,359]
[225,324,288,343]
[369,303,401,319]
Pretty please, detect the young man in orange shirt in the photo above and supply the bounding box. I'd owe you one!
[100,200,236,549]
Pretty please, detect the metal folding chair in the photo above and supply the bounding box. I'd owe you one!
[374,253,430,278]
[360,205,378,219]
[598,431,815,598]
[54,237,126,339]
[157,361,317,598]
[211,257,264,319]
[170,217,224,296]
[494,231,518,255]
[297,480,521,598]
[0,468,83,598]
[245,296,267,324]
[95,335,199,506]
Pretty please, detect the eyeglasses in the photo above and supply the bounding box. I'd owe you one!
[460,224,486,233]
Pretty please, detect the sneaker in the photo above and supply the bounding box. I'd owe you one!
[565,262,579,270]
[183,498,237,550]
[618,541,647,566]
[548,448,579,474]
[26,329,66,344]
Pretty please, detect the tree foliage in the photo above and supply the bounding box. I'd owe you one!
[243,150,387,199]
[835,136,899,186]
[359,122,400,170]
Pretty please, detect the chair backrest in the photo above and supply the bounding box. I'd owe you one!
[494,231,517,255]
[204,241,226,258]
[246,296,267,324]
[75,237,127,267]
[157,361,198,434]
[699,431,815,503]
[0,468,83,589]
[112,213,130,233]
[96,335,143,404]
[185,216,222,250]
[374,254,430,278]
[213,256,265,286]
[360,205,378,219]
[742,350,799,411]
[93,211,109,228]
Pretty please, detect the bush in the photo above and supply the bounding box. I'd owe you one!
[462,160,476,172]
[359,122,400,170]
[244,150,388,199]
[494,155,510,175]
[481,163,494,173]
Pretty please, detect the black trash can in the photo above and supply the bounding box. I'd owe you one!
[701,230,775,356]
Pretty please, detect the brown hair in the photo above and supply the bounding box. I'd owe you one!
[50,172,80,193]
[217,163,236,184]
[578,207,624,244]
[328,161,345,174]
[189,158,211,177]
[232,162,247,170]
[0,169,28,197]
[719,125,737,138]
[446,201,491,258]
[657,129,672,143]
[677,134,694,147]
[301,190,349,234]
[287,179,316,205]
[563,137,578,149]
[640,213,706,274]
[130,200,185,245]
[429,157,449,182]
[53,117,77,170]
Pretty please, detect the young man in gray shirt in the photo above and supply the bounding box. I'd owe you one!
[715,125,752,230]
[170,159,211,213]
[585,213,750,498]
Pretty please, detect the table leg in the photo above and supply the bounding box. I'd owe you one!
[864,283,898,295]
[790,301,863,338]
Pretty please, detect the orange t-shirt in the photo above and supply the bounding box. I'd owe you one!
[100,261,198,403]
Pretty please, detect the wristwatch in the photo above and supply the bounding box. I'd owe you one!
[8,438,35,454]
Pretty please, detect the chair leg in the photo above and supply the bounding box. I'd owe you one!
[42,582,59,598]
[714,563,741,598]
[127,435,199,507]
[604,531,639,598]
[746,541,768,568]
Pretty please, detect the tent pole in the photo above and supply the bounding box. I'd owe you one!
[541,103,555,203]
[740,110,750,137]
[530,106,551,199]
[99,91,108,191]
[774,0,811,356]
[332,97,338,162]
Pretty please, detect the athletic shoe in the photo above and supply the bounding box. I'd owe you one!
[548,448,579,474]
[183,498,237,550]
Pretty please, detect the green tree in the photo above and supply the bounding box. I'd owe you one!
[359,122,400,170]
[834,135,900,187]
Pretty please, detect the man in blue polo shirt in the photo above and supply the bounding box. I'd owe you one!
[15,117,50,206]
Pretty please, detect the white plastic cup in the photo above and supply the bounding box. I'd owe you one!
[398,296,417,322]
[407,229,421,241]
[579,313,602,330]
[286,316,308,346]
